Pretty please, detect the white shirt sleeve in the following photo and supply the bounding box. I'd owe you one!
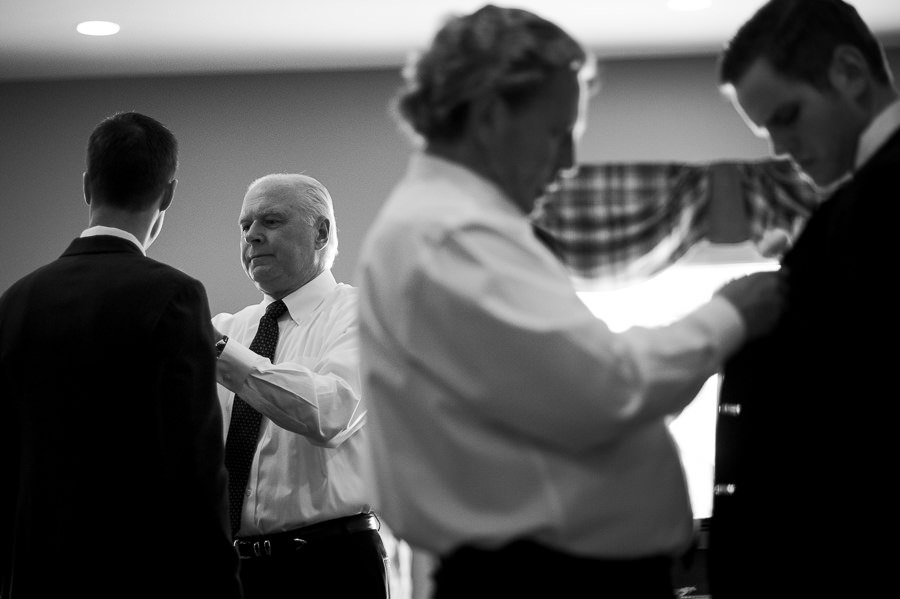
[404,223,745,452]
[215,308,364,448]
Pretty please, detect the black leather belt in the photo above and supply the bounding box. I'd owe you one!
[233,512,379,559]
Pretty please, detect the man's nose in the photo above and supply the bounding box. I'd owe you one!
[244,222,264,243]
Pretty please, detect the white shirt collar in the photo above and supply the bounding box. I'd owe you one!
[856,98,900,169]
[414,152,525,218]
[262,269,337,324]
[80,225,146,255]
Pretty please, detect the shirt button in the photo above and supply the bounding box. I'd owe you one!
[714,483,737,496]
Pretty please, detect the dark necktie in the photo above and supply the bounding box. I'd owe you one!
[224,299,288,537]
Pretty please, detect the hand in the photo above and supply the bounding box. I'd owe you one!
[757,228,792,258]
[714,269,788,341]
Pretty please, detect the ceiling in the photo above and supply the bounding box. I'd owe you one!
[2,0,899,82]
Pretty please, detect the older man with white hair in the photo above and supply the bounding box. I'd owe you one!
[213,173,389,599]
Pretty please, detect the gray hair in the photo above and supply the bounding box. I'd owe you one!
[394,4,594,143]
[247,173,339,269]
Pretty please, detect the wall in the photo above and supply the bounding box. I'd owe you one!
[2,49,898,314]
[0,69,407,314]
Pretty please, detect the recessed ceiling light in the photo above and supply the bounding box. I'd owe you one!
[76,21,120,36]
[667,0,712,10]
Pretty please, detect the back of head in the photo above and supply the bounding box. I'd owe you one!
[394,3,593,144]
[85,111,178,211]
[719,0,891,90]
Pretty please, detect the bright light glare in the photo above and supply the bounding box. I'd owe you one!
[76,21,120,36]
[577,243,778,518]
[577,261,777,332]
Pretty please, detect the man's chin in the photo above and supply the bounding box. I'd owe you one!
[247,266,274,285]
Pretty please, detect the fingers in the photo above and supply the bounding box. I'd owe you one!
[757,228,793,258]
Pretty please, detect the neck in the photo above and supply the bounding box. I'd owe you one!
[426,140,493,183]
[88,206,159,248]
[425,140,532,214]
[869,84,899,120]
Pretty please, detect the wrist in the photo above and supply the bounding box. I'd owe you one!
[215,335,228,358]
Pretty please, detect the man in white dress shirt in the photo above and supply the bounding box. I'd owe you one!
[212,173,388,598]
[355,5,787,598]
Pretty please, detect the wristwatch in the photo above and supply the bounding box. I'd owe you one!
[215,335,228,358]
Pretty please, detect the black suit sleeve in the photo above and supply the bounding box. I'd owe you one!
[153,278,242,598]
[0,304,17,598]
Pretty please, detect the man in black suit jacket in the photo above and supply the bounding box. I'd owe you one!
[0,112,242,598]
[708,1,900,597]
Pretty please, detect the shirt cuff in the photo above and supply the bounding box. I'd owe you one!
[215,338,260,393]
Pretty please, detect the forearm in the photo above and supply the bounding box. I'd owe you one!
[216,339,364,445]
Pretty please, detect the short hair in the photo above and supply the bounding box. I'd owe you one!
[85,111,178,211]
[394,3,594,143]
[719,0,892,90]
[248,173,339,269]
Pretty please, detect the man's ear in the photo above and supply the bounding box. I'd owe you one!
[474,95,506,128]
[829,44,869,99]
[83,172,91,206]
[315,217,331,250]
[469,94,510,153]
[159,179,177,211]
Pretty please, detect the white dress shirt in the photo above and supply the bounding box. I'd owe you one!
[213,270,371,536]
[80,225,145,254]
[356,153,746,559]
[855,98,900,169]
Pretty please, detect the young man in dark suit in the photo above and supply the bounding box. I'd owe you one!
[710,1,900,597]
[0,111,242,599]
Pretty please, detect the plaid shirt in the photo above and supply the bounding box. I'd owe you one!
[533,159,821,288]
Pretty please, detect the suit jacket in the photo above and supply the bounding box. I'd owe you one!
[708,129,900,597]
[0,235,241,599]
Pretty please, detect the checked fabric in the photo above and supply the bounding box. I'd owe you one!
[532,159,820,288]
[224,299,287,536]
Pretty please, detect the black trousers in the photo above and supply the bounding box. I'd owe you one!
[433,539,674,599]
[237,529,389,599]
